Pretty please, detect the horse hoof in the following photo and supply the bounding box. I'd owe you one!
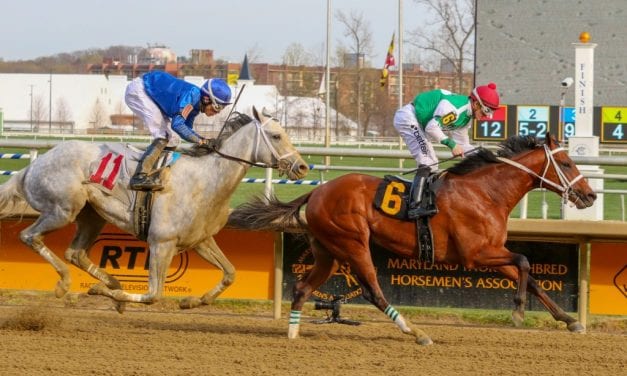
[114,301,126,314]
[54,282,69,298]
[179,297,201,310]
[511,311,524,327]
[88,283,106,295]
[416,335,433,346]
[567,322,585,333]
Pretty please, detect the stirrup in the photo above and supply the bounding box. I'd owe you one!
[129,174,163,191]
[408,205,437,219]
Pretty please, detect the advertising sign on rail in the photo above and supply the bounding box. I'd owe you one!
[0,220,276,300]
[590,242,627,315]
[283,234,579,311]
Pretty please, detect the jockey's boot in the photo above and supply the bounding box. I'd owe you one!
[407,167,437,219]
[129,138,168,191]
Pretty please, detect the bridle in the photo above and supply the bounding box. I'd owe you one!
[213,117,298,176]
[496,144,584,205]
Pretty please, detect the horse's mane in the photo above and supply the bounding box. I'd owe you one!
[181,112,254,157]
[445,135,542,175]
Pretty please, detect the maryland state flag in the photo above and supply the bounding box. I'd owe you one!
[380,33,396,87]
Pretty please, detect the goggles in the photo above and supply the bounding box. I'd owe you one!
[203,80,226,112]
[209,100,224,112]
[472,88,495,117]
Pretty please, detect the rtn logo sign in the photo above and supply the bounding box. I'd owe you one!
[91,233,188,283]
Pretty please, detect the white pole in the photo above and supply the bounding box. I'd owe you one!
[398,0,403,109]
[398,0,405,169]
[564,32,603,220]
[324,0,332,167]
[264,167,273,198]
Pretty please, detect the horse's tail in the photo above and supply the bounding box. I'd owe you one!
[228,192,311,232]
[0,168,30,219]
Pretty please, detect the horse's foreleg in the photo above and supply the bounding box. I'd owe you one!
[88,241,177,304]
[527,275,584,332]
[179,237,235,310]
[289,239,339,339]
[511,253,530,327]
[496,266,584,333]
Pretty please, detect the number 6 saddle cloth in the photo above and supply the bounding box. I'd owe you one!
[374,174,442,263]
[374,174,441,220]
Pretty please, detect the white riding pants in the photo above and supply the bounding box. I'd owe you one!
[124,77,181,148]
[393,104,439,170]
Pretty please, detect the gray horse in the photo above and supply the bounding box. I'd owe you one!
[0,106,309,312]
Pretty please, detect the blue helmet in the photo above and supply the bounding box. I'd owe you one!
[201,78,232,110]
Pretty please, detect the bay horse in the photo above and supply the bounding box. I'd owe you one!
[0,106,309,312]
[228,134,596,345]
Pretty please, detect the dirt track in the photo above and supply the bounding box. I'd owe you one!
[0,293,624,376]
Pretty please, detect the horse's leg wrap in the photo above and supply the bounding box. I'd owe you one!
[384,305,433,345]
[130,138,168,191]
[288,310,302,339]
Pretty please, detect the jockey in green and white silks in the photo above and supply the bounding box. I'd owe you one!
[394,83,500,218]
[393,83,500,171]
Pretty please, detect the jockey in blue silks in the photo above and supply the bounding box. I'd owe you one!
[125,71,232,191]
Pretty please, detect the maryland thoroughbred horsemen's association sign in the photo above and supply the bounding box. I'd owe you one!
[283,234,579,311]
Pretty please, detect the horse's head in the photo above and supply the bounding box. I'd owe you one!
[250,106,309,180]
[540,134,596,208]
[499,133,596,209]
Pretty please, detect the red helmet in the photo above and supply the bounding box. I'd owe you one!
[471,82,500,110]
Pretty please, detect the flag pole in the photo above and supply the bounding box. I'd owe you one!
[325,0,332,167]
[398,0,404,169]
[398,0,403,109]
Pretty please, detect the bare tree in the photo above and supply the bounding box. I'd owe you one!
[335,10,374,60]
[90,99,108,129]
[31,94,47,132]
[282,43,314,66]
[408,0,475,92]
[309,98,324,140]
[55,97,72,133]
[246,43,264,64]
[335,9,375,138]
[55,97,71,121]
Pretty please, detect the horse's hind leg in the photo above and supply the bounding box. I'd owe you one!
[289,238,339,339]
[88,240,178,304]
[496,265,584,333]
[179,236,235,309]
[346,248,433,346]
[19,215,73,298]
[64,205,126,313]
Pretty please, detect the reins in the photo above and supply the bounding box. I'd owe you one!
[207,83,295,173]
[401,147,481,175]
[213,117,293,169]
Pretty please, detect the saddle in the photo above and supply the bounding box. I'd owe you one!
[86,144,180,241]
[373,175,440,263]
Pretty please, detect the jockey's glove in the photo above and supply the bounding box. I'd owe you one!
[198,137,218,150]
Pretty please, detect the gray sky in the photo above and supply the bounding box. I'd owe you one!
[0,0,427,65]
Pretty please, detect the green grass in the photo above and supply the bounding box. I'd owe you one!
[0,143,626,220]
